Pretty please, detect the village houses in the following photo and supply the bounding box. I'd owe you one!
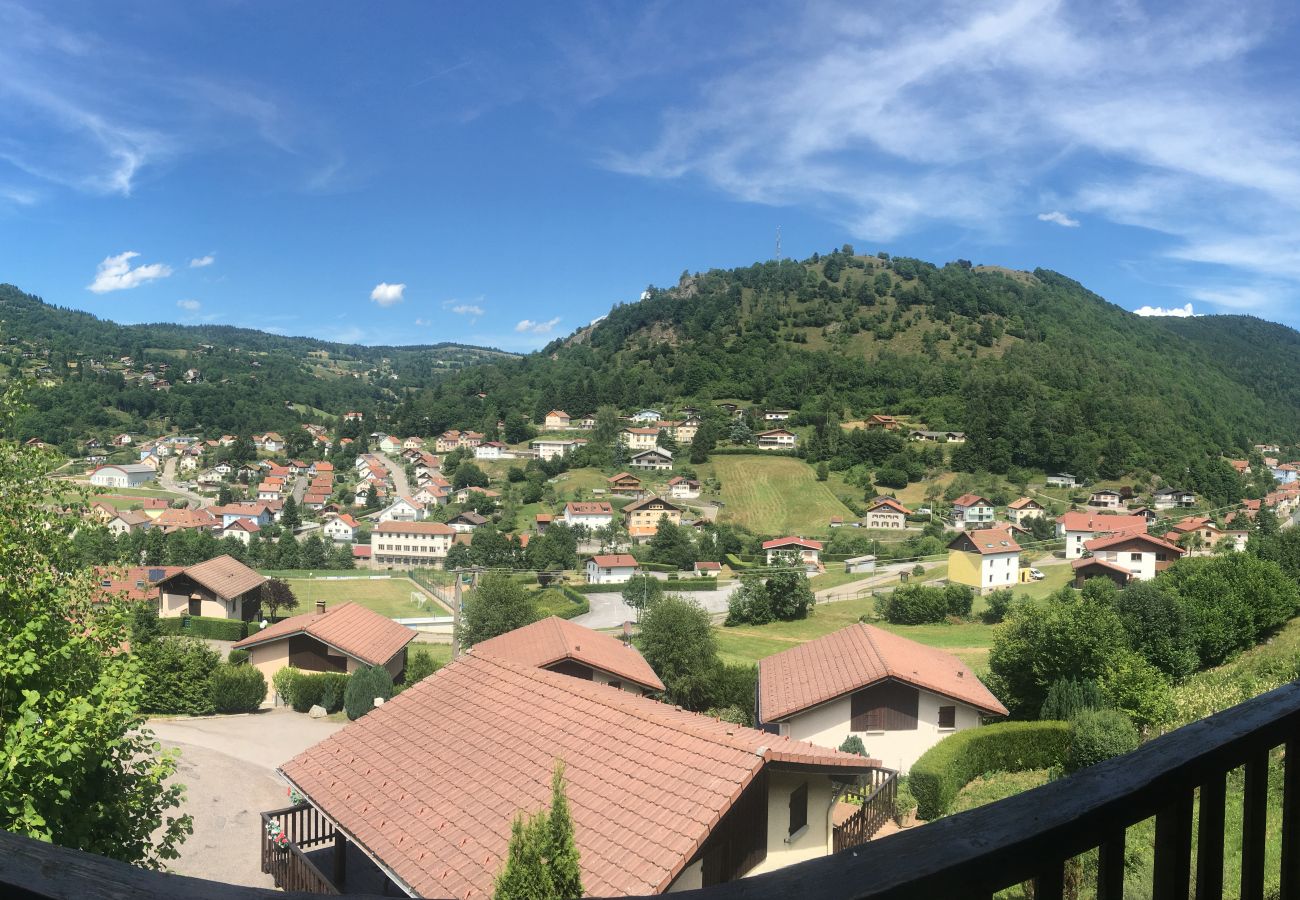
[947,529,1021,594]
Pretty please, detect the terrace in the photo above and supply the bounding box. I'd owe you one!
[3,680,1299,899]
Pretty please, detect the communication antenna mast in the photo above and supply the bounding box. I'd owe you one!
[775,225,782,261]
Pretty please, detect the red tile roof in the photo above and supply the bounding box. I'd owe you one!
[1056,512,1148,535]
[588,554,638,568]
[761,536,825,551]
[280,654,876,899]
[473,617,665,692]
[758,623,1008,723]
[234,602,415,665]
[1071,557,1135,579]
[161,554,266,598]
[1084,531,1185,554]
[866,497,912,515]
[565,501,613,515]
[951,493,991,508]
[949,529,1022,555]
[1007,497,1043,510]
[93,565,184,602]
[374,521,455,535]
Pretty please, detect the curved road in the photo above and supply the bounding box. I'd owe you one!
[158,457,206,507]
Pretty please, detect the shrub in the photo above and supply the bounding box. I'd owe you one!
[289,672,327,713]
[704,705,748,725]
[137,636,221,716]
[1039,678,1105,721]
[272,666,300,707]
[838,735,868,757]
[984,589,1016,623]
[318,673,350,713]
[345,665,394,720]
[157,615,249,641]
[909,721,1071,819]
[894,778,918,824]
[1065,708,1139,773]
[227,648,250,666]
[402,647,442,687]
[1100,651,1174,732]
[208,663,268,713]
[943,584,974,617]
[876,584,948,624]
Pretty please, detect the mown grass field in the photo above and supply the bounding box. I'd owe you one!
[281,575,448,618]
[705,455,854,536]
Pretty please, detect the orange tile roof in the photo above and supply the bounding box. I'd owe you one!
[1007,497,1043,510]
[160,554,265,598]
[234,601,415,665]
[588,554,638,567]
[1056,512,1148,535]
[280,654,876,900]
[758,623,1008,723]
[606,472,640,483]
[565,501,613,515]
[951,493,991,507]
[949,528,1022,555]
[374,521,455,535]
[867,497,912,515]
[761,536,825,551]
[153,507,218,530]
[93,565,184,602]
[1084,531,1185,554]
[473,617,665,692]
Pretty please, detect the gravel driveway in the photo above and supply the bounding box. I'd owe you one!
[150,709,346,888]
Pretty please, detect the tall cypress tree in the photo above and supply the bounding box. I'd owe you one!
[546,762,583,900]
[494,759,582,900]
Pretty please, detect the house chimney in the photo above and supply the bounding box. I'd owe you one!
[316,600,326,614]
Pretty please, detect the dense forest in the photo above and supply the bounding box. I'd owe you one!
[0,284,514,445]
[388,249,1300,484]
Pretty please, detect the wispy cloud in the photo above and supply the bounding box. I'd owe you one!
[450,303,484,316]
[515,317,561,334]
[87,251,172,293]
[177,298,201,311]
[609,1,1300,313]
[1037,210,1080,228]
[414,317,431,326]
[189,254,214,268]
[1133,303,1197,317]
[370,282,405,306]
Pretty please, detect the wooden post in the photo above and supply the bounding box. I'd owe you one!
[450,573,463,659]
[332,831,346,889]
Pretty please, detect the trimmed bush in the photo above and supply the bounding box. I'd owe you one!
[227,648,250,666]
[909,721,1071,819]
[208,663,268,713]
[158,614,249,641]
[894,778,918,825]
[875,584,948,624]
[555,585,593,617]
[272,666,300,707]
[838,735,868,757]
[274,668,351,713]
[1065,709,1140,773]
[318,673,349,713]
[345,665,394,720]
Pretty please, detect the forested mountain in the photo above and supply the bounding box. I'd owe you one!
[0,284,513,445]
[389,250,1300,484]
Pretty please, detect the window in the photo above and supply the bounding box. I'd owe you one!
[788,782,808,837]
[938,705,956,729]
[1130,552,1142,562]
[851,681,919,731]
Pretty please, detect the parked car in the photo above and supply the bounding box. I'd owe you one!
[1028,568,1045,581]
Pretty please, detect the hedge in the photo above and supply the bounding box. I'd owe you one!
[638,562,677,573]
[159,615,252,641]
[725,554,755,569]
[555,586,593,619]
[909,721,1071,820]
[274,668,351,714]
[208,663,268,712]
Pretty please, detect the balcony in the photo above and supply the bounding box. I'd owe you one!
[2,680,1300,899]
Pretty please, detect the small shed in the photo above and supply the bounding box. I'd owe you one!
[844,555,877,575]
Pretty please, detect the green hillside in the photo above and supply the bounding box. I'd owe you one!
[390,250,1299,491]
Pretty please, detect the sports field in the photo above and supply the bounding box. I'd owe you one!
[707,455,853,536]
[281,575,449,619]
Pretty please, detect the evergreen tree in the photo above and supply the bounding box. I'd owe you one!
[546,761,582,900]
[280,495,301,529]
[493,761,583,900]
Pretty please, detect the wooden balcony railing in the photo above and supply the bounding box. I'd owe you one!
[834,768,898,852]
[260,804,338,895]
[0,680,1298,900]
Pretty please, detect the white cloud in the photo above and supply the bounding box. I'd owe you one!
[370,282,406,306]
[177,298,201,311]
[450,303,485,316]
[86,251,172,293]
[515,317,561,334]
[415,317,431,326]
[1037,210,1080,227]
[189,255,214,268]
[1133,303,1197,317]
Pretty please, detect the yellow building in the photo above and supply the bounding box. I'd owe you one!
[623,495,683,537]
[946,529,1021,595]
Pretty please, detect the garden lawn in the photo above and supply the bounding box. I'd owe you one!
[708,455,853,536]
[949,769,1052,816]
[280,575,448,618]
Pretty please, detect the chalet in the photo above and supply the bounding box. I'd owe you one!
[259,432,286,453]
[607,472,643,496]
[629,448,674,471]
[472,617,664,694]
[531,438,586,460]
[235,601,416,691]
[620,427,660,451]
[694,561,722,577]
[153,508,219,534]
[865,414,899,430]
[756,428,797,450]
[1168,516,1248,552]
[716,402,739,415]
[155,556,267,621]
[210,502,273,529]
[544,410,571,429]
[1089,488,1122,509]
[949,494,995,530]
[448,510,488,533]
[323,513,360,543]
[1006,497,1046,526]
[672,417,700,445]
[668,476,701,500]
[756,624,1007,773]
[373,435,400,454]
[412,483,449,507]
[564,501,614,530]
[1074,531,1184,585]
[763,536,824,570]
[377,496,426,523]
[1152,487,1196,509]
[864,497,911,529]
[623,495,683,538]
[1056,512,1148,560]
[273,653,880,897]
[535,513,553,532]
[1046,473,1078,488]
[220,518,261,545]
[947,529,1021,594]
[88,463,156,488]
[371,521,456,568]
[106,509,152,536]
[585,554,639,584]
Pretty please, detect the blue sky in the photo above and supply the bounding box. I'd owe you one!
[3,1,1300,349]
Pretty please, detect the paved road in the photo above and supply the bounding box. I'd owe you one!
[814,558,947,603]
[159,457,205,507]
[573,581,742,629]
[373,450,410,497]
[150,710,346,888]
